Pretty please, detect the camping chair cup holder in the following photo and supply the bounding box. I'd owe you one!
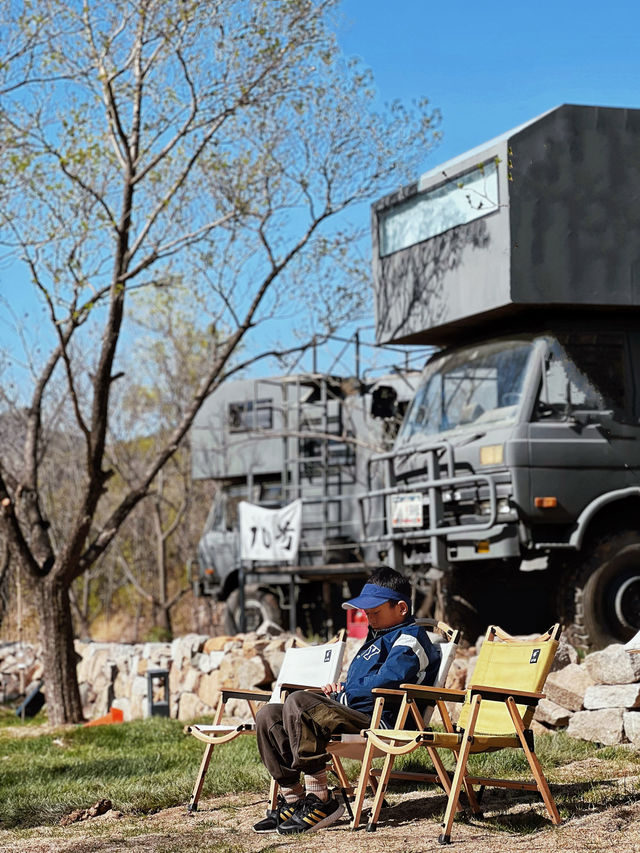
[356,623,563,844]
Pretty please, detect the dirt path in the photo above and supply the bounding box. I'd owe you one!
[2,769,640,853]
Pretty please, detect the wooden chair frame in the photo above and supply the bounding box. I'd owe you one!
[326,620,461,827]
[360,624,563,843]
[186,630,345,813]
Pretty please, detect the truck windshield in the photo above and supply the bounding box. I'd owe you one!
[399,340,535,440]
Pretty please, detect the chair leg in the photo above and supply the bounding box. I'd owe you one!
[350,737,377,830]
[188,742,214,813]
[506,697,561,826]
[438,694,481,845]
[268,776,279,812]
[367,750,397,831]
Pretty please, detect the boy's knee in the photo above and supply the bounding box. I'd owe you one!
[283,690,318,716]
[256,702,283,733]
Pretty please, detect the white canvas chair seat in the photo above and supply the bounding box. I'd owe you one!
[325,620,460,828]
[186,632,345,812]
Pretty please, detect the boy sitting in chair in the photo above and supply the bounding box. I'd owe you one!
[254,565,441,835]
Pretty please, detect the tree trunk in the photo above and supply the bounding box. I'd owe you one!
[37,575,84,725]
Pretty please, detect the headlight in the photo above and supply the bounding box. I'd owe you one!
[479,444,503,465]
[479,498,511,516]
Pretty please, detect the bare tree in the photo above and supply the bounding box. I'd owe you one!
[0,0,439,723]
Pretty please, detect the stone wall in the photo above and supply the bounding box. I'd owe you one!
[447,635,640,748]
[1,633,639,746]
[0,633,362,722]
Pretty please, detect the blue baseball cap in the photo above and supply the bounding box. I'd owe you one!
[342,583,410,611]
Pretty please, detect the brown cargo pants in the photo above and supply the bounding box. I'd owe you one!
[255,690,371,785]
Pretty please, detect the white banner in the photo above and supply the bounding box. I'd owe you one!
[238,499,302,562]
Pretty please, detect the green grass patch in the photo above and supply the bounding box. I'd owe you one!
[0,704,48,728]
[2,715,640,836]
[0,717,269,828]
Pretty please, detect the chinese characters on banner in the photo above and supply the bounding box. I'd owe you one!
[238,499,302,562]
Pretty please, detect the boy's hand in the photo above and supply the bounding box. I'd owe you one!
[321,682,344,697]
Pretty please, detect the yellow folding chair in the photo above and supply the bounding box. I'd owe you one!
[362,624,562,843]
[186,630,346,813]
[326,620,460,826]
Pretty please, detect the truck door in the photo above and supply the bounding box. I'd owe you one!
[527,331,640,532]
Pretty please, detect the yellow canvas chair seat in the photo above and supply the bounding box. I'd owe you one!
[325,620,460,828]
[186,631,345,813]
[361,624,563,843]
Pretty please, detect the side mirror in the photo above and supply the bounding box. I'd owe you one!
[371,385,398,419]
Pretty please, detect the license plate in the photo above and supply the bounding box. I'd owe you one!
[391,493,423,528]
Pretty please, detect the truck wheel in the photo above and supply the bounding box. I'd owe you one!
[559,531,640,650]
[223,589,282,635]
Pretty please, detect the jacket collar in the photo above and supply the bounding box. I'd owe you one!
[369,615,415,640]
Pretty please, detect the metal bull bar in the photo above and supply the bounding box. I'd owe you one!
[358,441,498,570]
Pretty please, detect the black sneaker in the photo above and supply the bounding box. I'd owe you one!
[276,792,344,835]
[252,796,301,833]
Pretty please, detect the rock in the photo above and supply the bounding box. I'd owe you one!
[193,651,225,674]
[545,663,595,711]
[444,659,468,691]
[111,697,132,722]
[178,692,208,722]
[180,668,202,695]
[550,634,579,672]
[261,640,288,679]
[567,708,627,745]
[203,636,234,653]
[583,644,640,685]
[224,697,258,722]
[217,654,269,689]
[142,643,172,660]
[534,698,572,728]
[197,671,223,708]
[584,683,640,710]
[242,638,270,658]
[529,718,552,736]
[623,711,640,746]
[170,634,208,669]
[60,798,113,826]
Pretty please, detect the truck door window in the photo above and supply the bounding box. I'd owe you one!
[537,333,627,419]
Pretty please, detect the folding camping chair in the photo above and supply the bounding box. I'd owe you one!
[361,623,562,842]
[187,630,346,813]
[326,620,460,828]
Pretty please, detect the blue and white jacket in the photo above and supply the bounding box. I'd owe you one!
[338,618,441,727]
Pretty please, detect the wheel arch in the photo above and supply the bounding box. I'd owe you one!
[570,488,640,551]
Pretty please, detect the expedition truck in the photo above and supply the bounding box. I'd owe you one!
[190,356,421,635]
[359,104,640,649]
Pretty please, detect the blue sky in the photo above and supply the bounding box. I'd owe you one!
[338,0,640,173]
[3,0,640,376]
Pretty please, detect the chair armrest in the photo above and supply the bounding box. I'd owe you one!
[279,683,324,693]
[400,684,468,703]
[468,684,545,704]
[221,687,272,702]
[371,688,408,696]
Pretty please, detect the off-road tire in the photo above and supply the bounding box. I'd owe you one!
[556,530,640,650]
[223,588,282,635]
